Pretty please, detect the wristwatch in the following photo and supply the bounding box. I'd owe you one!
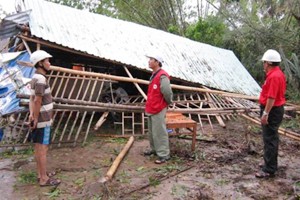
[262,111,269,116]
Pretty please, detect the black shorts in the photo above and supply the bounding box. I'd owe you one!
[31,126,51,145]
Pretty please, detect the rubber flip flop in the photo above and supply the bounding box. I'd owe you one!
[255,171,274,178]
[37,171,57,182]
[40,178,61,187]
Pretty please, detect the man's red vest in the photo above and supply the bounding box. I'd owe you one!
[145,69,170,114]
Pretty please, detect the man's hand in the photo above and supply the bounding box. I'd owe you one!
[31,119,38,129]
[28,115,38,129]
[28,114,34,123]
[261,115,268,125]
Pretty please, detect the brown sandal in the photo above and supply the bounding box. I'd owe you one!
[40,178,61,187]
[255,171,274,178]
[37,171,57,182]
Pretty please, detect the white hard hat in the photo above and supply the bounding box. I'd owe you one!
[30,50,52,66]
[261,49,281,62]
[146,54,164,64]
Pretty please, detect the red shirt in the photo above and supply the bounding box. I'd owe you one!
[259,66,286,106]
[145,69,170,114]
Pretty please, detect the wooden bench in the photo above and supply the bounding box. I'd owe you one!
[166,112,197,151]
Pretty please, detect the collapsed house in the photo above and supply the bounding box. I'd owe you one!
[0,0,299,147]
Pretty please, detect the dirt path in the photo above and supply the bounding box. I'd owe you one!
[0,159,17,200]
[1,118,300,199]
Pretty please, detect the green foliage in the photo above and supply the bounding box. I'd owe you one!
[215,178,230,186]
[219,0,300,81]
[171,184,188,198]
[44,188,61,199]
[281,52,300,102]
[185,16,228,47]
[155,164,182,176]
[18,171,37,184]
[105,138,127,144]
[117,170,130,183]
[74,177,85,187]
[1,147,34,159]
[148,176,160,187]
[281,115,300,130]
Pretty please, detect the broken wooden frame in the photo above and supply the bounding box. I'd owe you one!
[1,36,300,147]
[4,64,298,147]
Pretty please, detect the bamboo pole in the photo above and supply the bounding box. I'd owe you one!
[188,93,205,135]
[84,79,105,143]
[59,74,81,145]
[52,73,72,142]
[204,92,226,128]
[241,114,300,141]
[57,73,74,145]
[91,79,106,130]
[209,93,228,120]
[49,65,259,100]
[74,76,94,146]
[123,66,147,99]
[94,112,109,131]
[68,75,88,141]
[99,136,134,183]
[21,39,32,54]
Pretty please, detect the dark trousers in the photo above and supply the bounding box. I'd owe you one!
[260,105,284,174]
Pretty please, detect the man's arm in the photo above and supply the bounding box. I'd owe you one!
[160,75,173,105]
[261,98,275,125]
[29,95,34,120]
[32,95,42,128]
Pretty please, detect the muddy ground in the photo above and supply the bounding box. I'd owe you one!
[1,117,300,200]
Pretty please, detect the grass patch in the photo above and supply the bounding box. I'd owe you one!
[171,184,188,198]
[149,177,161,187]
[105,138,128,144]
[282,115,300,130]
[93,169,102,177]
[101,158,112,167]
[0,147,34,159]
[155,164,182,176]
[248,125,261,134]
[74,177,85,187]
[117,170,130,183]
[18,171,37,184]
[215,178,230,186]
[44,188,61,199]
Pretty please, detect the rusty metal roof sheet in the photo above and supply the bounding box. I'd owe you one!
[19,0,260,96]
[0,10,29,40]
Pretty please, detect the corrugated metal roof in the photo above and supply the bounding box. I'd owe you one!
[0,11,30,40]
[20,0,260,96]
